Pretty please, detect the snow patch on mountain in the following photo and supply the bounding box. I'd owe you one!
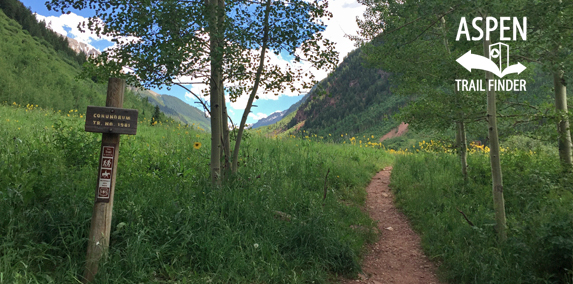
[66,36,101,58]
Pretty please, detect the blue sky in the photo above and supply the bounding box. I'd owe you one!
[21,0,365,125]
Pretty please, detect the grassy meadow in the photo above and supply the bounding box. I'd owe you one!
[391,143,573,283]
[0,102,393,283]
[2,100,572,284]
[2,1,571,283]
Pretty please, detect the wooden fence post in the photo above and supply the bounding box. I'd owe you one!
[83,78,126,283]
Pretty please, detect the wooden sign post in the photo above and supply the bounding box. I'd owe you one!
[83,78,138,283]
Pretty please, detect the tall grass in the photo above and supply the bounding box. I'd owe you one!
[391,151,573,283]
[0,103,393,283]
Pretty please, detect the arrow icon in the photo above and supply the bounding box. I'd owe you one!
[500,62,526,77]
[456,50,526,78]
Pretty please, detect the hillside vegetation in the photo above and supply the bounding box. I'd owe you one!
[134,88,211,131]
[0,5,208,129]
[391,145,572,283]
[0,9,158,120]
[0,0,87,66]
[0,102,393,283]
[264,48,405,141]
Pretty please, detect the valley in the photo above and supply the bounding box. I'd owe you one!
[2,0,573,284]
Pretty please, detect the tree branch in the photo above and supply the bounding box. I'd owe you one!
[456,208,474,227]
[512,54,542,64]
[397,6,459,47]
[322,168,330,206]
[173,82,211,116]
[231,0,272,173]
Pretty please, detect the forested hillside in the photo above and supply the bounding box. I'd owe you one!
[0,8,158,119]
[271,48,406,140]
[265,48,557,148]
[0,0,87,66]
[1,0,210,129]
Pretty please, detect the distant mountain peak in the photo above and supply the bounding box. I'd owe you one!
[66,36,101,58]
[251,94,310,129]
[31,12,101,59]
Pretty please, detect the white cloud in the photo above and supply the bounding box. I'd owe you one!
[249,112,268,121]
[34,12,112,48]
[227,0,366,99]
[324,0,366,64]
[229,94,250,110]
[183,85,209,102]
[33,1,367,98]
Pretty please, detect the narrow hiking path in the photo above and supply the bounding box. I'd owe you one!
[341,167,442,284]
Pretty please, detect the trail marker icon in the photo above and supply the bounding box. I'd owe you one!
[101,158,112,168]
[456,44,526,78]
[489,43,509,72]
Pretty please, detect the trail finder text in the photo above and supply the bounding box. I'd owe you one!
[455,17,528,92]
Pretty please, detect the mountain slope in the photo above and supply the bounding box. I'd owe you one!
[251,92,310,129]
[0,0,88,67]
[133,88,211,131]
[0,0,210,131]
[293,48,405,139]
[0,7,157,119]
[66,36,101,58]
[262,48,405,140]
[251,110,286,129]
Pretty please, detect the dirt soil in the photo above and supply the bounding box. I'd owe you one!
[379,122,409,142]
[340,167,442,284]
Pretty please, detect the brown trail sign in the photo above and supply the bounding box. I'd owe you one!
[83,78,138,283]
[85,106,138,135]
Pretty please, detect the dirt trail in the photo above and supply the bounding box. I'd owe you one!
[341,167,442,284]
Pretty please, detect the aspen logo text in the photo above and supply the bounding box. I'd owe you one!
[455,17,527,92]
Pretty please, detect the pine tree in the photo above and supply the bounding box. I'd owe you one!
[150,105,161,126]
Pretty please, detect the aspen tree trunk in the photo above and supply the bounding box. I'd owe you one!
[483,30,507,242]
[219,97,225,179]
[441,17,468,179]
[231,0,272,173]
[217,0,230,178]
[554,70,573,170]
[455,123,461,149]
[221,89,231,177]
[456,120,468,179]
[208,0,223,185]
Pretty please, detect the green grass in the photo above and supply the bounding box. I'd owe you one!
[0,103,393,283]
[390,150,573,284]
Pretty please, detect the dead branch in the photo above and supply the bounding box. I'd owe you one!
[323,168,330,206]
[173,82,211,116]
[457,208,474,227]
